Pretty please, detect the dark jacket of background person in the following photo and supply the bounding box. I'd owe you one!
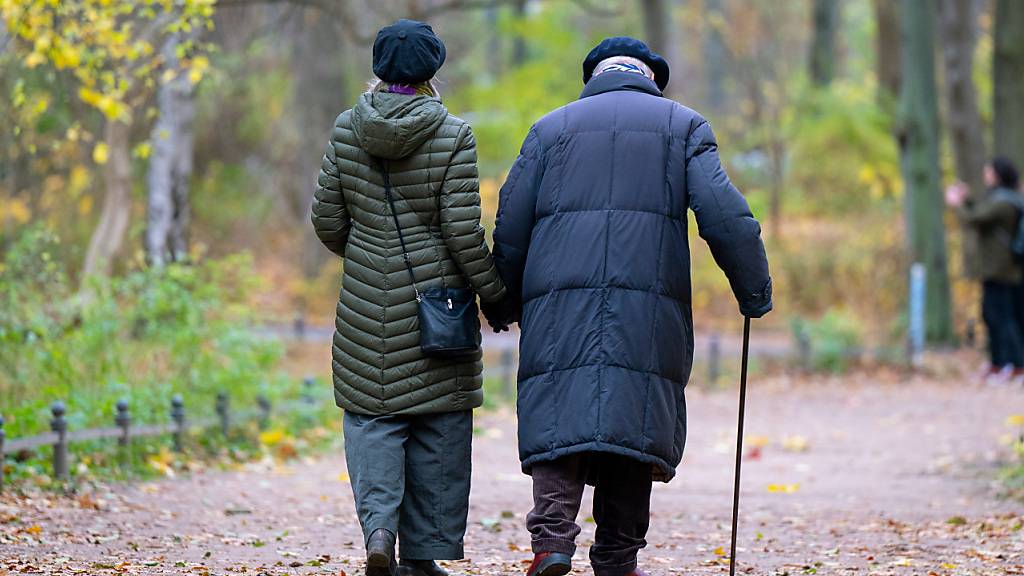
[312,91,506,415]
[492,71,772,481]
[956,187,1023,284]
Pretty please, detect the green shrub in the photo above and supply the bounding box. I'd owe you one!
[0,227,286,439]
[791,309,864,373]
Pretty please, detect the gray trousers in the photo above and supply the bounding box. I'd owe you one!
[343,410,473,561]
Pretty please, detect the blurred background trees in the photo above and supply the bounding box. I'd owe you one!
[1,0,1022,353]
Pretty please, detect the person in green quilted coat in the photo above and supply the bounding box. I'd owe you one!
[311,19,506,576]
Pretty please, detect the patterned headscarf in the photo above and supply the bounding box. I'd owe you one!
[593,56,656,83]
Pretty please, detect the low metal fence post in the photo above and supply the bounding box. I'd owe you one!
[115,399,131,448]
[171,395,185,452]
[257,395,272,431]
[796,328,811,371]
[50,401,68,482]
[303,376,316,406]
[115,399,130,470]
[216,392,230,438]
[0,415,6,493]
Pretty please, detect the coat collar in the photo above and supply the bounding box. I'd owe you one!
[579,70,663,100]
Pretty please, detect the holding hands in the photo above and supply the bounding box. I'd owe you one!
[481,297,520,333]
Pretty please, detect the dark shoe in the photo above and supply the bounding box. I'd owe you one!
[625,570,648,576]
[366,529,397,576]
[526,552,572,576]
[399,560,449,576]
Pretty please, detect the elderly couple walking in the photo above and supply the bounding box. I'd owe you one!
[311,19,772,576]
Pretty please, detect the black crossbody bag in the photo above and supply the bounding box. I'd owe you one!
[375,158,481,358]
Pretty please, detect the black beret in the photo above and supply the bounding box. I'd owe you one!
[582,36,670,91]
[373,19,446,85]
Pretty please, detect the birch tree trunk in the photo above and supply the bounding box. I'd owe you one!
[82,120,133,280]
[994,0,1024,171]
[898,0,953,344]
[171,94,195,260]
[809,0,840,86]
[938,0,985,278]
[146,32,195,267]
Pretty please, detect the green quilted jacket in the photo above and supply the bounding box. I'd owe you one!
[312,91,506,415]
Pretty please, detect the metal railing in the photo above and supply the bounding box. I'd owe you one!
[0,377,326,493]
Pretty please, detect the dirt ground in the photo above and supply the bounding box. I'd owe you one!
[3,374,1024,576]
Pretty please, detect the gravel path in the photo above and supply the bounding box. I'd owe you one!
[3,375,1024,575]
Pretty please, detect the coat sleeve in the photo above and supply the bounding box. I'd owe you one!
[686,119,773,318]
[311,140,351,258]
[439,124,507,303]
[957,196,1018,228]
[492,126,543,306]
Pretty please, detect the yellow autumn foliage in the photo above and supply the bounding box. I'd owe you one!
[1,0,214,124]
[0,198,32,224]
[92,142,109,165]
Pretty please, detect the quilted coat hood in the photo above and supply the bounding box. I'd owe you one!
[351,92,447,159]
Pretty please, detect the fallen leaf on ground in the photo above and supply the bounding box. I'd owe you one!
[782,435,810,452]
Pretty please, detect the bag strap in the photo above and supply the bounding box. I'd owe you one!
[376,157,422,302]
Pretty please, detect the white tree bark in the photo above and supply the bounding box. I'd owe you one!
[146,31,195,267]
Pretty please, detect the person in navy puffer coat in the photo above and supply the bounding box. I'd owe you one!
[482,37,773,576]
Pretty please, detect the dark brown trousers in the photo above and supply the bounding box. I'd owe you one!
[527,453,653,576]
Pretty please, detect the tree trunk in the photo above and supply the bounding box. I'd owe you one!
[82,120,133,280]
[938,0,985,279]
[640,0,670,63]
[512,0,528,67]
[872,0,901,108]
[485,3,502,80]
[639,0,677,96]
[898,0,953,345]
[702,0,728,113]
[809,0,840,86]
[994,0,1024,171]
[171,90,195,261]
[769,136,784,238]
[289,8,346,288]
[146,32,195,267]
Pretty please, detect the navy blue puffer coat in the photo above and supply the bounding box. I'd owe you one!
[492,71,772,481]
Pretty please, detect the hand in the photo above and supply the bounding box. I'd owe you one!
[481,297,520,333]
[945,181,968,207]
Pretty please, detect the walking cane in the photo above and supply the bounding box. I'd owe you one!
[728,316,752,576]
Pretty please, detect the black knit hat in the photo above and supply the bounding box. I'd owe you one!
[583,37,670,91]
[372,19,446,84]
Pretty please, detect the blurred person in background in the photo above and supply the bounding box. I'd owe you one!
[947,157,1024,385]
[311,19,505,576]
